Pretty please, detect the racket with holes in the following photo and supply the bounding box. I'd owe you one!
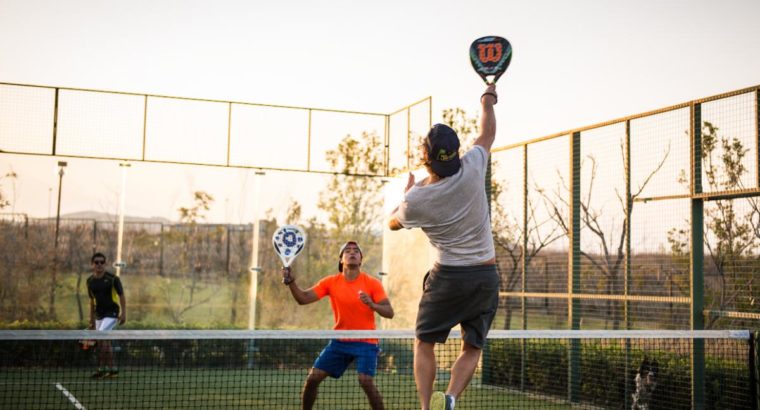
[272,225,306,268]
[470,36,512,84]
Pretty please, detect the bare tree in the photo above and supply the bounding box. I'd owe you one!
[539,139,669,329]
[161,191,221,323]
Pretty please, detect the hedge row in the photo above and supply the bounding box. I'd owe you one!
[482,338,753,409]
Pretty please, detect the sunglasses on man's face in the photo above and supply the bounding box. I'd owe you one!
[93,260,106,265]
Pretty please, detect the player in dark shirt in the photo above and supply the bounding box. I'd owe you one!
[86,252,126,379]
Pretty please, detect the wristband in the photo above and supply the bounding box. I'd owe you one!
[283,277,294,285]
[481,92,498,104]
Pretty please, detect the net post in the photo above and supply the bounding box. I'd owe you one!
[690,102,706,409]
[624,119,632,410]
[567,131,582,404]
[521,144,528,391]
[623,120,633,409]
[755,89,759,189]
[750,331,759,410]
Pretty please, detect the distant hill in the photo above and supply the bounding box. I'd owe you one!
[57,211,172,224]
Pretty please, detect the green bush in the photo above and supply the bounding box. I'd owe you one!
[483,339,752,409]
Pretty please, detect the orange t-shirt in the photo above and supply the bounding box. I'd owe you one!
[313,271,388,344]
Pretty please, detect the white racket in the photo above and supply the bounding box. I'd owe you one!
[272,225,306,268]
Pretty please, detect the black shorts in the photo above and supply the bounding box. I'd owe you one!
[415,263,500,349]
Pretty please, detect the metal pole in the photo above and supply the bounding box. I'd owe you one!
[115,162,130,275]
[624,120,633,409]
[568,131,581,404]
[691,103,705,409]
[248,170,265,368]
[749,332,758,410]
[54,168,64,249]
[50,161,67,317]
[248,171,266,330]
[521,144,528,391]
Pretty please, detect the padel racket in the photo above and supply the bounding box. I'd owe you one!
[272,225,306,268]
[470,36,512,84]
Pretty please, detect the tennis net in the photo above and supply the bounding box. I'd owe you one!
[0,329,754,409]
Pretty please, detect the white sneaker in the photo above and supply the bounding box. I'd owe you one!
[430,392,445,410]
[430,392,454,410]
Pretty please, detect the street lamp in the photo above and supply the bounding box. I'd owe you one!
[249,170,266,331]
[54,161,67,250]
[50,160,67,317]
[248,170,265,368]
[114,162,131,276]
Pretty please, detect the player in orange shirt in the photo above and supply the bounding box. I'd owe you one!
[282,241,394,410]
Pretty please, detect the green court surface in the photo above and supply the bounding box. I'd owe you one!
[0,368,570,409]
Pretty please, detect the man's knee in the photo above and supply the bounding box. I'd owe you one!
[305,368,328,386]
[415,338,435,352]
[462,341,482,352]
[357,373,375,389]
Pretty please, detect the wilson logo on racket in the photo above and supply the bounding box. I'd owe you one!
[470,35,512,84]
[477,43,503,63]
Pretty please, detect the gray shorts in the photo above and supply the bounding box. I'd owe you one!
[415,263,500,349]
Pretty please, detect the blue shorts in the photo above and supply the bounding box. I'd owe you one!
[313,340,380,378]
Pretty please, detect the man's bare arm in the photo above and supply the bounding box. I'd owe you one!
[370,298,394,319]
[89,299,96,329]
[118,294,127,325]
[358,292,395,319]
[282,267,319,305]
[473,83,497,152]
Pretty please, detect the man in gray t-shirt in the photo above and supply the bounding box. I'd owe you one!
[388,83,500,410]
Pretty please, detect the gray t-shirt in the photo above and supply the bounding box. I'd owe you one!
[396,145,495,265]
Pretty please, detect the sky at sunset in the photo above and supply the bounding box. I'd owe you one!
[1,0,759,224]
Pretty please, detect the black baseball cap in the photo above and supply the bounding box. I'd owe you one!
[338,241,362,272]
[426,124,461,177]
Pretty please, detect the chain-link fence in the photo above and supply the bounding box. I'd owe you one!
[490,85,760,332]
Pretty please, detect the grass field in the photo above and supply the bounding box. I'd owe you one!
[0,368,572,409]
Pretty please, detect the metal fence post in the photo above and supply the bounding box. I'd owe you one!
[568,131,581,403]
[521,144,528,391]
[691,102,705,410]
[624,120,632,409]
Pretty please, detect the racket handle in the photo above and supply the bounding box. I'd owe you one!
[282,266,294,285]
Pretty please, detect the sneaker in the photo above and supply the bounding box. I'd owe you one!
[105,368,119,379]
[430,392,455,410]
[444,394,454,409]
[430,392,445,410]
[90,369,107,379]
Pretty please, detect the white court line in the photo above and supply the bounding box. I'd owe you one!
[55,383,87,410]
